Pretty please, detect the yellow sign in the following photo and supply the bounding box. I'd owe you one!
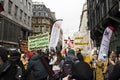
[75,37,83,40]
[75,42,89,45]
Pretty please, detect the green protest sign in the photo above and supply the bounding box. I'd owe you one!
[28,32,49,51]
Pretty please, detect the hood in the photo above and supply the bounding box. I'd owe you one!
[67,49,75,56]
[65,54,78,61]
[31,54,41,61]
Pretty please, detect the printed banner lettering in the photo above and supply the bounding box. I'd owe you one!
[98,26,114,61]
[28,32,49,51]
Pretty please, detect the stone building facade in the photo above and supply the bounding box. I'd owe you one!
[0,0,32,48]
[87,0,120,51]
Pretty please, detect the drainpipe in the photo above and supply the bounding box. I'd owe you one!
[106,0,109,13]
[109,15,120,23]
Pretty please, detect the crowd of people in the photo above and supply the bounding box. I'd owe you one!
[0,46,120,80]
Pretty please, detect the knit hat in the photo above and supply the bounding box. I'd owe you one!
[67,49,75,55]
[28,52,34,59]
[0,47,8,62]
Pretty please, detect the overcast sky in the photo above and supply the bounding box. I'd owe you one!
[32,0,86,39]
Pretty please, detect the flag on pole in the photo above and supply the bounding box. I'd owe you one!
[49,19,63,51]
[98,26,114,61]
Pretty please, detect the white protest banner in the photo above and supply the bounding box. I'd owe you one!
[49,19,62,50]
[98,26,114,61]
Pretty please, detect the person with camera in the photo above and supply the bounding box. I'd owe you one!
[104,51,116,80]
[108,52,120,80]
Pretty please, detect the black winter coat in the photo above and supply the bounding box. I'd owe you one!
[0,61,18,80]
[109,61,120,80]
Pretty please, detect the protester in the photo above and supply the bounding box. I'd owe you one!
[21,53,28,70]
[92,52,104,80]
[108,53,120,80]
[76,50,93,80]
[49,51,62,75]
[104,51,116,80]
[76,48,84,61]
[25,50,48,80]
[60,49,93,80]
[0,47,25,80]
[95,60,104,80]
[8,49,26,80]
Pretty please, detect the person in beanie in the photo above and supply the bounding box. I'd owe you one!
[25,50,48,80]
[8,49,26,80]
[60,49,79,79]
[76,48,84,61]
[0,47,21,80]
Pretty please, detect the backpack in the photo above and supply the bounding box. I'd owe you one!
[62,60,73,76]
[72,61,93,80]
[62,57,93,80]
[61,58,79,79]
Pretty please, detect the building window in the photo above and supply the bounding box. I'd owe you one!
[46,20,50,24]
[26,0,27,6]
[8,0,13,14]
[39,11,41,16]
[21,30,27,39]
[28,16,30,26]
[34,26,39,33]
[28,2,31,11]
[24,0,27,6]
[38,18,41,24]
[33,12,36,16]
[41,12,44,16]
[14,5,18,18]
[32,18,36,23]
[40,26,44,33]
[42,19,50,24]
[46,26,49,32]
[42,19,46,24]
[24,13,27,24]
[45,13,48,17]
[20,9,23,21]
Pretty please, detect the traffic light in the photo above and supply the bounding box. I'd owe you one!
[0,1,4,13]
